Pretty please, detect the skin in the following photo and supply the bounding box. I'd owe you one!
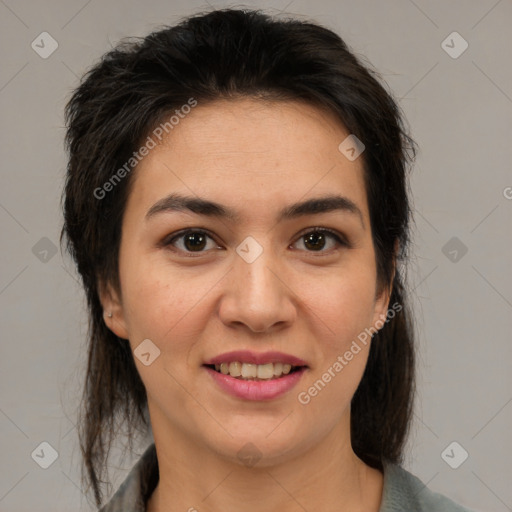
[101,97,393,512]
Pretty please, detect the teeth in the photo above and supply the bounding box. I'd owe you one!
[257,363,274,379]
[241,363,257,378]
[229,361,241,377]
[212,362,299,380]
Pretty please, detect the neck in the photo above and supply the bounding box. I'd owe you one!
[146,409,383,512]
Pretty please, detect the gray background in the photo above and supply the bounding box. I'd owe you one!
[1,0,511,511]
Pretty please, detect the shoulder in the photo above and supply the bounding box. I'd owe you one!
[98,444,158,512]
[380,462,475,512]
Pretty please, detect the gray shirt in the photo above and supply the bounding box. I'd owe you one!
[99,444,474,512]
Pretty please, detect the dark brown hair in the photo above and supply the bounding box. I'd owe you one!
[61,7,416,507]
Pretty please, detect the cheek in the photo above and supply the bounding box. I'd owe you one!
[295,272,376,424]
[299,264,378,348]
[296,346,370,438]
[120,260,219,352]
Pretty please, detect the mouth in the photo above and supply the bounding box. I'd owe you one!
[202,350,309,400]
[204,362,307,381]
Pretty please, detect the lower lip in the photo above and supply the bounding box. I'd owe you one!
[204,366,307,401]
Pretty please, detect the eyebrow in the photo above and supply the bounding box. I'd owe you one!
[145,192,365,228]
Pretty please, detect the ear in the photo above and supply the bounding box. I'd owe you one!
[371,239,399,329]
[98,280,129,340]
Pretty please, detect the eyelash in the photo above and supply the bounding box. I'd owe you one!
[162,227,349,257]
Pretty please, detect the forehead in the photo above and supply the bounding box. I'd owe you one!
[126,98,369,223]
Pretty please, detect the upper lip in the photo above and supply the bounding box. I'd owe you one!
[203,350,308,367]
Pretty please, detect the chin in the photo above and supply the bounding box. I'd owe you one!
[203,427,308,469]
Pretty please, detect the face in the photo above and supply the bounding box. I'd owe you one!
[102,98,392,467]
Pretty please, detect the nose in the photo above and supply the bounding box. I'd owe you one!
[218,248,297,333]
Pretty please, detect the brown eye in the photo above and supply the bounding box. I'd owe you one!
[293,228,347,253]
[182,232,208,251]
[165,230,218,254]
[303,232,328,251]
[164,227,348,257]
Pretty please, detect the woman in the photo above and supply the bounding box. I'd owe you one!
[61,8,474,512]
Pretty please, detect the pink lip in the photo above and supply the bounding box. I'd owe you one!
[204,366,307,401]
[203,350,308,366]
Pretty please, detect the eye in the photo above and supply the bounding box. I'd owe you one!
[292,228,348,253]
[163,227,349,257]
[164,229,219,256]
